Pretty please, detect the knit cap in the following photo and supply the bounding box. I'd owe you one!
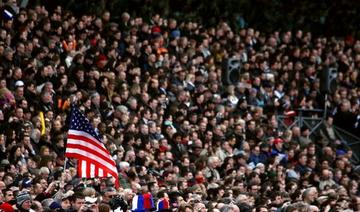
[16,191,31,207]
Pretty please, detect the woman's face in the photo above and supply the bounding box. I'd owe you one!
[60,75,68,85]
[53,120,62,131]
[15,147,22,156]
[0,134,5,145]
[42,148,50,156]
[288,149,294,158]
[0,79,6,88]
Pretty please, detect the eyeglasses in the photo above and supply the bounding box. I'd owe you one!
[106,194,116,198]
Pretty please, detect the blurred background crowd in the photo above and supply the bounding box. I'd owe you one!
[0,0,359,211]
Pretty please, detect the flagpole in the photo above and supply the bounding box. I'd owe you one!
[62,99,75,178]
[63,157,68,171]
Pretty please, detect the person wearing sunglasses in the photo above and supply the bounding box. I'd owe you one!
[101,187,117,205]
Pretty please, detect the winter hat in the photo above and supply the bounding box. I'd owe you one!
[21,178,32,188]
[15,80,25,88]
[170,30,181,38]
[286,169,300,181]
[16,191,31,207]
[49,201,61,210]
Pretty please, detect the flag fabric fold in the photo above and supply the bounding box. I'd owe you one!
[157,198,170,211]
[65,105,119,187]
[131,193,155,211]
[39,111,46,136]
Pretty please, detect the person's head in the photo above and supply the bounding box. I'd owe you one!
[321,168,332,180]
[178,203,193,212]
[308,205,319,212]
[16,191,32,210]
[3,174,14,187]
[340,99,351,112]
[31,200,43,212]
[14,107,24,120]
[3,188,14,202]
[41,91,52,104]
[252,145,261,156]
[61,197,72,210]
[40,146,50,156]
[122,188,134,202]
[273,138,283,150]
[71,194,85,211]
[79,196,99,212]
[256,206,269,212]
[302,187,317,204]
[208,156,220,169]
[0,180,5,191]
[32,181,44,195]
[350,195,360,211]
[298,153,307,166]
[101,187,117,203]
[39,166,50,179]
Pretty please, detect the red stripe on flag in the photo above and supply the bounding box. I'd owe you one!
[95,166,99,177]
[143,193,152,209]
[78,160,82,178]
[65,153,119,186]
[66,143,115,166]
[67,134,108,153]
[86,161,91,179]
[65,153,117,174]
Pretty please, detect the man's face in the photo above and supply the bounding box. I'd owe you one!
[299,155,307,165]
[35,180,46,191]
[102,191,117,203]
[4,176,13,186]
[273,195,282,205]
[0,181,5,190]
[33,183,44,194]
[61,199,71,209]
[308,188,318,203]
[15,108,24,119]
[4,191,14,202]
[253,147,260,156]
[73,198,85,210]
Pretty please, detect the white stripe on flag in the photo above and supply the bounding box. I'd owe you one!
[99,168,103,177]
[67,139,108,157]
[65,149,118,173]
[68,130,106,148]
[132,195,139,210]
[90,163,95,178]
[81,160,87,178]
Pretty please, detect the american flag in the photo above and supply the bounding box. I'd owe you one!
[65,106,119,187]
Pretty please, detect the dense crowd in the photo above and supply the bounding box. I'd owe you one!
[0,1,360,212]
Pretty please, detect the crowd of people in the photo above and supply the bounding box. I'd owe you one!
[0,0,360,211]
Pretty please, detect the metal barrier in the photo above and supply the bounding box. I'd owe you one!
[333,126,360,164]
[276,109,360,165]
[277,109,324,136]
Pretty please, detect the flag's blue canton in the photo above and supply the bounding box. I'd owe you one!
[70,107,102,141]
